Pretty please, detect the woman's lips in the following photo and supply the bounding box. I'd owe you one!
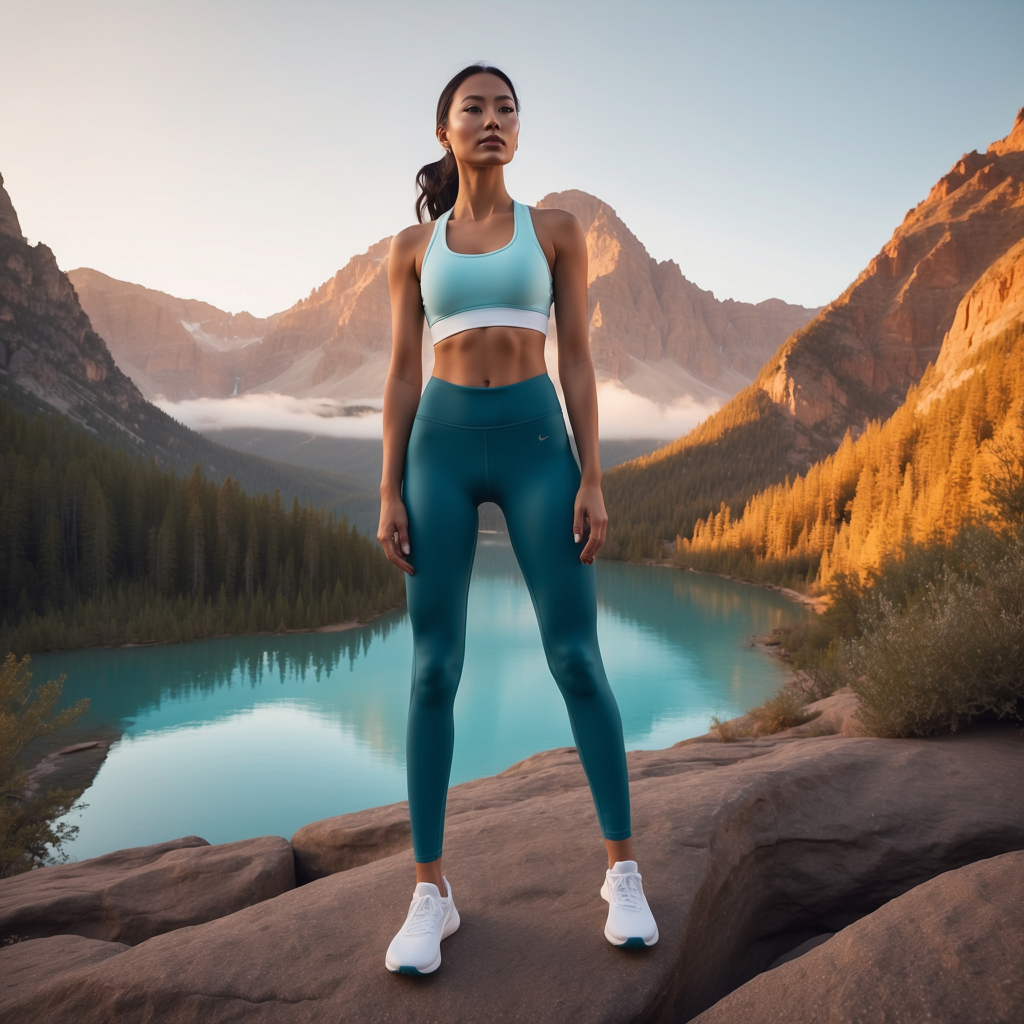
[479,135,504,146]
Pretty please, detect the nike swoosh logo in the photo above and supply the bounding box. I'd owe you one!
[538,435,549,441]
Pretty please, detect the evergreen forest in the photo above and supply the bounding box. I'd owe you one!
[600,387,808,561]
[599,309,924,563]
[0,397,405,656]
[675,323,1024,589]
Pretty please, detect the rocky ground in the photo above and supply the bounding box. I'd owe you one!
[2,713,1022,1023]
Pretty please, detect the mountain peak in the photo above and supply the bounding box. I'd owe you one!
[988,106,1024,156]
[0,173,24,241]
[536,189,613,230]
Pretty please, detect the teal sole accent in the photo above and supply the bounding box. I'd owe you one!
[620,937,648,949]
[397,966,426,975]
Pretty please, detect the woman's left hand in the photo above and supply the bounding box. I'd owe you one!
[573,481,608,564]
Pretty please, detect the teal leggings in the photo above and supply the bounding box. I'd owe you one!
[403,373,631,863]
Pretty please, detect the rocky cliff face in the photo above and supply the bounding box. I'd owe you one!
[0,173,153,438]
[923,233,1024,405]
[536,190,820,396]
[755,106,1024,449]
[68,269,280,401]
[236,237,395,400]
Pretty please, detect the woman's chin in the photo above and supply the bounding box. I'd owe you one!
[463,152,513,167]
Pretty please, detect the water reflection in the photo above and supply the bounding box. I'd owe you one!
[38,538,809,858]
[50,612,403,728]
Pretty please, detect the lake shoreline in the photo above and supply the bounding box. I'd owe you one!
[638,558,826,614]
[110,609,396,650]
[20,614,395,785]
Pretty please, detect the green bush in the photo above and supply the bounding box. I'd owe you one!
[741,444,1024,740]
[850,541,1024,737]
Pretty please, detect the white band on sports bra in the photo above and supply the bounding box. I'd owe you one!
[430,307,550,345]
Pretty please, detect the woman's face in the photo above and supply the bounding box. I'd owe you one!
[438,73,519,168]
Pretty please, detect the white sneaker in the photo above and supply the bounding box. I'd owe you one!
[385,878,461,975]
[600,860,659,948]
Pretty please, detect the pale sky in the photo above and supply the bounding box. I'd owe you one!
[2,0,1022,318]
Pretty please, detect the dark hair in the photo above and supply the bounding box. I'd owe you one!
[415,64,521,223]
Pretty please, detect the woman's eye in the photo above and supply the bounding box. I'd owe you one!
[465,105,482,113]
[499,106,514,113]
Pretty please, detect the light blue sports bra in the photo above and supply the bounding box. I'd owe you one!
[420,200,554,345]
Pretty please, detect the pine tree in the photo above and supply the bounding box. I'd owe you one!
[0,397,404,655]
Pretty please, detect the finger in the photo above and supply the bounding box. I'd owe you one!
[580,513,608,563]
[572,504,584,545]
[390,528,413,570]
[580,534,599,563]
[579,514,595,563]
[388,549,414,575]
[582,527,605,562]
[381,531,414,575]
[397,522,411,557]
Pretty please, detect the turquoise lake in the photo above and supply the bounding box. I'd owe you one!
[35,538,810,861]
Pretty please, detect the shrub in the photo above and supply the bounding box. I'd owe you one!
[709,714,746,742]
[0,654,89,877]
[859,527,1009,625]
[747,687,817,735]
[789,657,849,703]
[850,542,1024,737]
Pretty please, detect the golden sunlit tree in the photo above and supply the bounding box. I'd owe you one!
[676,322,1024,590]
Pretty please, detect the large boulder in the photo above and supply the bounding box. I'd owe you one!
[291,803,410,884]
[0,936,129,1014]
[691,849,1024,1024]
[0,835,295,945]
[5,727,1023,1023]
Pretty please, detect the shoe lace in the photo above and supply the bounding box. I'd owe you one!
[608,871,643,910]
[403,893,443,936]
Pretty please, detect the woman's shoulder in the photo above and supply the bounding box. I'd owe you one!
[393,220,436,249]
[390,221,437,266]
[525,204,579,228]
[525,205,585,249]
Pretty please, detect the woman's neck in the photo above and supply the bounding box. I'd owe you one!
[451,164,512,221]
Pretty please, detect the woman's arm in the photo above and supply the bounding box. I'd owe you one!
[545,210,608,564]
[378,226,428,575]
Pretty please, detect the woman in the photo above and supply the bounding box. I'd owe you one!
[378,63,658,976]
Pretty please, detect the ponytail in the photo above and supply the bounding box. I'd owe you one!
[415,150,459,223]
[415,63,521,223]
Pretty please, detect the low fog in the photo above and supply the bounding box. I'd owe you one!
[157,381,717,443]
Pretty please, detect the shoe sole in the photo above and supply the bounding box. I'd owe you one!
[393,957,440,975]
[605,924,659,948]
[385,907,461,975]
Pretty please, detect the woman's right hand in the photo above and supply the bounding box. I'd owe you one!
[378,494,414,575]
